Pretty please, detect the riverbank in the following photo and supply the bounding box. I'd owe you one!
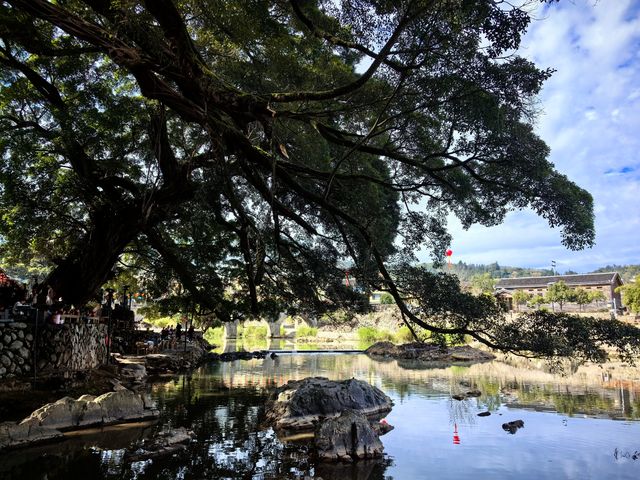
[3,352,639,479]
[0,335,213,421]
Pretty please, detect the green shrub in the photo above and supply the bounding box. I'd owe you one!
[394,326,414,343]
[357,326,394,343]
[242,324,268,339]
[393,325,432,344]
[203,326,224,345]
[296,325,318,338]
[380,293,395,305]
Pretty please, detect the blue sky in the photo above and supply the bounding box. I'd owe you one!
[420,0,640,272]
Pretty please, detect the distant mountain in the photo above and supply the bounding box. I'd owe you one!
[589,265,640,283]
[422,262,640,283]
[421,261,554,282]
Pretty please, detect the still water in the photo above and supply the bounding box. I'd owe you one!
[2,353,640,479]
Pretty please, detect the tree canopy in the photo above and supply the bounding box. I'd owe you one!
[618,278,640,314]
[1,0,638,362]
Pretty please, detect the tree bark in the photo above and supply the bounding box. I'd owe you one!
[43,203,145,306]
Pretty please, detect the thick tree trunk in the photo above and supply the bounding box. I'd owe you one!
[43,204,144,306]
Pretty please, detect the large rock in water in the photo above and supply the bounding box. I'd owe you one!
[366,341,495,362]
[0,390,159,451]
[315,409,384,462]
[20,390,158,430]
[264,377,393,431]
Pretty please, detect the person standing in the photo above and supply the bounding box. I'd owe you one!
[187,324,195,341]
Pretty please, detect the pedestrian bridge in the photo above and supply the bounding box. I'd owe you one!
[223,312,317,339]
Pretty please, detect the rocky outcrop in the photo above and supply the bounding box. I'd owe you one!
[315,410,384,462]
[0,390,159,451]
[118,362,147,383]
[0,420,63,450]
[366,341,495,363]
[264,377,393,431]
[217,350,268,361]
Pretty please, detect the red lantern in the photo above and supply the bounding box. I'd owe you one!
[445,249,453,269]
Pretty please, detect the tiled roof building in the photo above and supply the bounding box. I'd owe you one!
[495,272,623,312]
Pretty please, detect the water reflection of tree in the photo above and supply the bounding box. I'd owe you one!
[133,355,640,478]
[515,385,616,418]
[138,378,393,478]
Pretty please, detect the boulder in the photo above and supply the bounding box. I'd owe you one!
[22,396,88,430]
[1,390,160,451]
[119,363,147,382]
[314,410,384,462]
[0,420,62,450]
[19,390,158,431]
[264,377,393,431]
[366,342,495,363]
[94,390,157,423]
[218,350,267,361]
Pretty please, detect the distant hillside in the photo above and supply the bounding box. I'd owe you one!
[421,262,554,282]
[590,265,640,283]
[423,262,640,283]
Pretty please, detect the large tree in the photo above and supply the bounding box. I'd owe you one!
[1,0,638,361]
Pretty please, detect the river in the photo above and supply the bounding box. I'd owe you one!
[2,352,640,479]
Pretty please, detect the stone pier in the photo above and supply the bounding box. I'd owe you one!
[223,320,239,339]
[266,312,288,338]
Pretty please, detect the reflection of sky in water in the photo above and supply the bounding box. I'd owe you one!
[384,392,640,479]
[2,354,640,479]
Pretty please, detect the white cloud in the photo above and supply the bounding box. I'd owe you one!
[419,0,640,272]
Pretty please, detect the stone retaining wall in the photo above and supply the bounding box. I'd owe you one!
[0,323,108,380]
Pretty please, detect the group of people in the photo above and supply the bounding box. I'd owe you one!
[160,323,195,343]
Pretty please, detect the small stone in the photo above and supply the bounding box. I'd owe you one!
[0,367,6,376]
[3,335,10,344]
[9,340,23,350]
[17,330,24,339]
[452,395,466,401]
[0,355,9,368]
[477,411,491,417]
[502,420,524,434]
[467,390,481,397]
[25,334,33,342]
[18,347,30,359]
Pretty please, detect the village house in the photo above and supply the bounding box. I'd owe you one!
[495,272,624,312]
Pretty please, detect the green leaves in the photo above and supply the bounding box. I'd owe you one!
[0,0,627,361]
